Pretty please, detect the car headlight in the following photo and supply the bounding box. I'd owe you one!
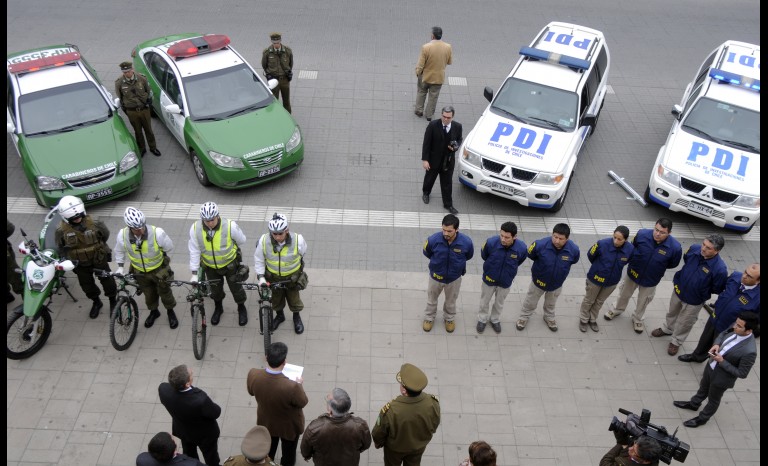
[534,172,564,185]
[37,176,66,191]
[209,151,245,169]
[656,164,679,186]
[119,151,140,172]
[286,126,302,153]
[733,194,760,209]
[461,146,481,168]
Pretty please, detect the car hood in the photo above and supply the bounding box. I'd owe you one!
[466,111,583,174]
[663,129,759,196]
[188,104,297,158]
[19,117,134,178]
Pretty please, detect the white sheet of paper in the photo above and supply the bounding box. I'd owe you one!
[283,363,304,382]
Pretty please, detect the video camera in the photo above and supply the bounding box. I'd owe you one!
[608,408,689,464]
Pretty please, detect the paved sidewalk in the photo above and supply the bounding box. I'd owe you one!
[6,267,760,465]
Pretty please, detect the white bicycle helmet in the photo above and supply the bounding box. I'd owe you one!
[200,201,219,221]
[58,195,86,223]
[268,213,288,233]
[123,207,146,229]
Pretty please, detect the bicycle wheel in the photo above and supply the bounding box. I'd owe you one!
[7,305,53,360]
[191,304,207,360]
[110,297,139,351]
[260,304,272,354]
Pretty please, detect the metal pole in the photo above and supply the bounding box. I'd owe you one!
[608,170,647,207]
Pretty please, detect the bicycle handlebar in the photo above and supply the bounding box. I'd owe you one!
[94,269,136,281]
[166,279,222,287]
[235,280,292,291]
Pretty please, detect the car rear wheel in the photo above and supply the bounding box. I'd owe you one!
[191,151,211,186]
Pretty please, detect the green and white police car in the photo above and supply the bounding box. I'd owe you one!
[7,45,143,207]
[131,34,304,188]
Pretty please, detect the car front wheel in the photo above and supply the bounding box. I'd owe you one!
[192,151,212,186]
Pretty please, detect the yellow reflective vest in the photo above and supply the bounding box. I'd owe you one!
[195,219,237,268]
[263,232,301,276]
[123,226,163,272]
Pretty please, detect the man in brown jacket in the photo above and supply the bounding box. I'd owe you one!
[414,26,452,121]
[300,387,372,465]
[246,342,308,466]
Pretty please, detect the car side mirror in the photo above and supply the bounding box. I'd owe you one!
[164,104,182,115]
[7,121,16,134]
[267,78,279,90]
[671,104,683,120]
[484,86,494,103]
[114,97,121,107]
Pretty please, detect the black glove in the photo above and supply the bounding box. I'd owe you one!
[145,97,152,106]
[266,73,275,80]
[285,70,293,82]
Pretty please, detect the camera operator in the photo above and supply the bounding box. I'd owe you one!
[600,431,661,466]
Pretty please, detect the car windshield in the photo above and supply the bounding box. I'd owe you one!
[491,78,578,132]
[19,81,110,135]
[682,97,760,153]
[183,63,275,120]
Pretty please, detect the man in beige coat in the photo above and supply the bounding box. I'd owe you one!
[414,26,452,121]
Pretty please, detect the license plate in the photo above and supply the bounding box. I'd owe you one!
[688,201,714,217]
[258,166,280,177]
[491,182,516,196]
[86,187,112,201]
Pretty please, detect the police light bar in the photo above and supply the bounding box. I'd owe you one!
[168,34,231,59]
[709,68,760,92]
[519,47,590,71]
[8,51,81,74]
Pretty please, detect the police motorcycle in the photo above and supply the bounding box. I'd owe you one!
[6,208,77,360]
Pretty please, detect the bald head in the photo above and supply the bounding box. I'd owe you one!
[741,263,760,286]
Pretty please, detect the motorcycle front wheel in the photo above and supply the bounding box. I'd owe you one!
[7,305,53,360]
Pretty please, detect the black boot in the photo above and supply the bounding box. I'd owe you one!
[89,299,103,319]
[271,311,285,331]
[237,303,248,326]
[167,309,178,329]
[293,312,304,334]
[7,291,15,304]
[211,300,224,325]
[144,309,161,328]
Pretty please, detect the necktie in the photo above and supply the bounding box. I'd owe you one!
[739,284,746,293]
[444,125,449,134]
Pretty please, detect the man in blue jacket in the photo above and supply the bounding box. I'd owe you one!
[423,214,474,333]
[579,226,634,333]
[678,263,760,363]
[604,218,682,334]
[476,222,527,334]
[516,223,579,332]
[652,234,728,356]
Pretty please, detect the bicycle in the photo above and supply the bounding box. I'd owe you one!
[95,269,142,351]
[238,280,291,354]
[165,278,221,360]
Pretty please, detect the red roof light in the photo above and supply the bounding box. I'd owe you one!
[8,51,81,74]
[167,34,231,59]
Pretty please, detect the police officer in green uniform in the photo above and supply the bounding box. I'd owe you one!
[54,196,117,318]
[114,207,178,329]
[372,363,441,466]
[223,425,280,466]
[7,218,24,303]
[262,33,294,113]
[115,61,161,157]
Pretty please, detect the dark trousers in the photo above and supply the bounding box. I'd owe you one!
[269,436,298,466]
[7,250,24,295]
[125,108,157,152]
[691,319,717,359]
[383,446,427,466]
[422,167,454,208]
[202,263,247,304]
[690,364,728,421]
[181,436,220,466]
[132,265,176,311]
[272,77,291,113]
[74,262,117,301]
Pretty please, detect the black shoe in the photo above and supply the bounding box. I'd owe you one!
[144,309,161,328]
[167,309,178,329]
[211,301,224,326]
[237,303,248,326]
[150,148,161,156]
[491,322,502,334]
[673,401,699,411]
[89,299,103,319]
[476,321,486,334]
[271,311,286,331]
[445,205,459,215]
[426,117,432,121]
[678,353,707,363]
[422,193,430,204]
[683,417,707,428]
[140,149,146,157]
[293,313,304,334]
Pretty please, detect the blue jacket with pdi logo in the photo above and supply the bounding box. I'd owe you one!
[626,228,682,287]
[481,235,528,289]
[672,243,728,305]
[528,236,580,291]
[586,237,634,287]
[423,231,474,284]
[709,272,760,333]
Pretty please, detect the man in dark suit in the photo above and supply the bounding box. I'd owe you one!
[422,105,463,214]
[246,342,308,466]
[673,311,759,427]
[136,431,206,466]
[158,365,222,465]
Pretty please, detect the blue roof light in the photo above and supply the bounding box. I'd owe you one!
[709,68,760,92]
[519,47,590,71]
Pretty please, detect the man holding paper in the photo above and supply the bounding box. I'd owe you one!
[247,342,308,466]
